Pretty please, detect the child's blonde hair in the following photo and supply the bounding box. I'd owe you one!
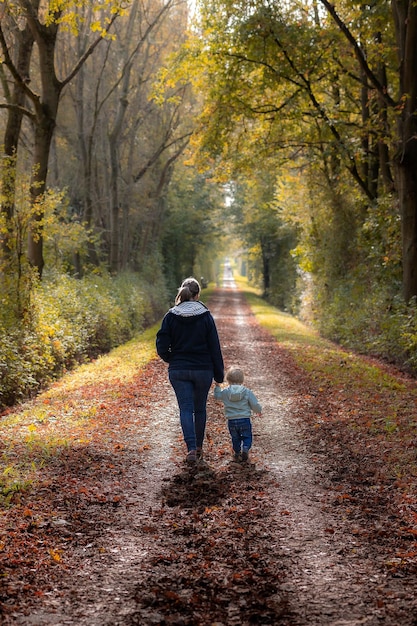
[226,366,244,384]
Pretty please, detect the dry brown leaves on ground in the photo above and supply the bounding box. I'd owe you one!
[1,287,417,625]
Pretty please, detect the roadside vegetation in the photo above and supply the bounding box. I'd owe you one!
[0,271,167,410]
[242,280,417,516]
[2,281,416,519]
[0,321,159,506]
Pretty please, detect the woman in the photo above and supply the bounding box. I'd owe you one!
[156,277,224,463]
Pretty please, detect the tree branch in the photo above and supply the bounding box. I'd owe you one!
[133,132,192,182]
[318,0,396,109]
[0,102,36,122]
[270,31,375,200]
[61,13,120,89]
[0,22,35,102]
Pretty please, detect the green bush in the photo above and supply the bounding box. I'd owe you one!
[317,277,417,373]
[0,271,168,410]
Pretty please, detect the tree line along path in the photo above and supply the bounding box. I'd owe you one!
[2,283,417,625]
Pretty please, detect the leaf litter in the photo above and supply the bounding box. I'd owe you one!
[1,288,417,624]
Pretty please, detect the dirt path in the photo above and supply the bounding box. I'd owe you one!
[7,286,417,625]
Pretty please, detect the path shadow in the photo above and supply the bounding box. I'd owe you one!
[132,460,292,626]
[160,461,229,509]
[160,461,269,510]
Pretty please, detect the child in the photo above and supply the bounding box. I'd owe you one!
[214,366,262,462]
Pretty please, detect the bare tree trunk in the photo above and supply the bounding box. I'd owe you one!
[24,10,61,277]
[391,0,417,301]
[0,10,37,265]
[374,32,394,194]
[27,108,57,275]
[109,142,122,272]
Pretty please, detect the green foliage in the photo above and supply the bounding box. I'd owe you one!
[161,165,226,292]
[0,464,33,508]
[0,271,165,410]
[0,177,93,317]
[225,173,298,312]
[301,188,411,367]
[42,190,93,273]
[186,0,411,339]
[0,172,37,320]
[265,229,298,312]
[317,279,417,373]
[244,288,416,404]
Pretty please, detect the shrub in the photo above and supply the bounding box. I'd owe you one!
[0,271,168,410]
[316,277,417,374]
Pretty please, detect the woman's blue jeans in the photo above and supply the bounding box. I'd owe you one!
[169,369,213,452]
[228,418,252,454]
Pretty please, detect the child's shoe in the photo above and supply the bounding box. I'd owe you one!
[241,450,249,462]
[196,447,203,460]
[233,452,241,462]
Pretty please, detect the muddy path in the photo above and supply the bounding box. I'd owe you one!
[7,286,417,625]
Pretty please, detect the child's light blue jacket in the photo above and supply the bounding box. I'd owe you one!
[214,384,262,420]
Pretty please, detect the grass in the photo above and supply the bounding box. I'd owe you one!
[0,323,160,505]
[238,278,409,395]
[238,278,417,481]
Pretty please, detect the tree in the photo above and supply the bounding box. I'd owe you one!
[317,0,417,301]
[0,0,123,277]
[0,1,38,265]
[161,163,225,289]
[225,171,297,308]
[56,0,192,273]
[188,0,417,301]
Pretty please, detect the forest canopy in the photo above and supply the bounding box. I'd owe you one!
[184,0,417,369]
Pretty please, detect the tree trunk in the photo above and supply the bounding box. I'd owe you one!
[374,32,394,193]
[27,107,56,276]
[17,6,62,277]
[109,146,121,273]
[0,13,36,264]
[75,64,99,267]
[261,237,271,296]
[1,1,120,277]
[396,138,417,302]
[108,0,139,272]
[319,0,417,300]
[392,0,417,301]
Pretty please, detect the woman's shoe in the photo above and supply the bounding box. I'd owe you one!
[186,450,197,463]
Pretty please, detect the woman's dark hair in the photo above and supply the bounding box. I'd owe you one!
[175,277,201,305]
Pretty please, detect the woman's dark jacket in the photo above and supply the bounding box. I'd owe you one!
[156,300,224,383]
